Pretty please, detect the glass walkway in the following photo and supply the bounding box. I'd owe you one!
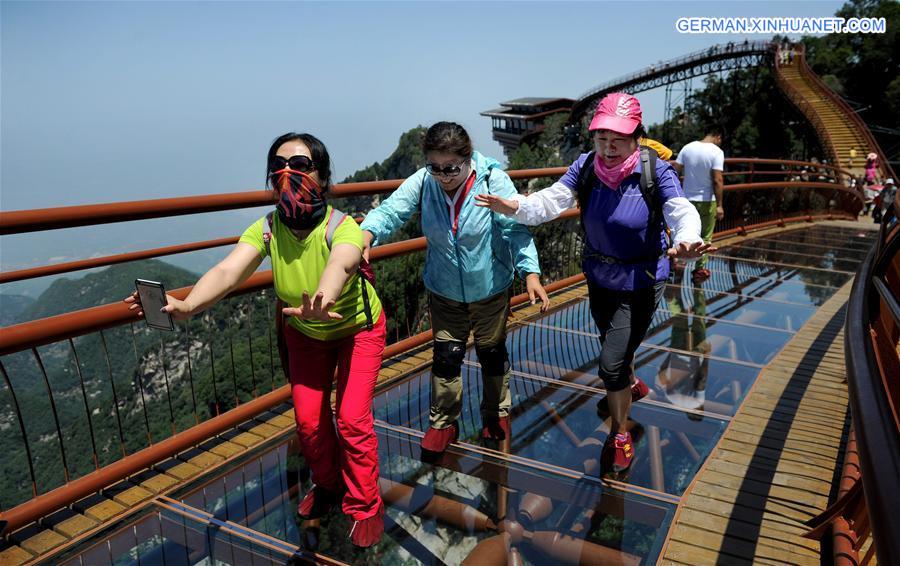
[56,224,877,566]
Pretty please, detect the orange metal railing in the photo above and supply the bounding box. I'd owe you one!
[804,200,899,565]
[0,159,861,286]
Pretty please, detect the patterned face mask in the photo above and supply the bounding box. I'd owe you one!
[271,169,326,230]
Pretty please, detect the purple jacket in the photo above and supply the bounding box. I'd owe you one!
[561,153,686,291]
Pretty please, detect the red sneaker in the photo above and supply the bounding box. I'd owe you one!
[297,485,341,519]
[601,431,635,473]
[631,377,650,403]
[350,504,384,547]
[421,422,458,453]
[597,378,649,417]
[481,415,510,441]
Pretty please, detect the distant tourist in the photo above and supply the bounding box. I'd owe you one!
[475,93,710,473]
[865,152,879,184]
[641,137,673,160]
[874,178,895,224]
[361,122,549,455]
[673,126,725,282]
[126,133,386,547]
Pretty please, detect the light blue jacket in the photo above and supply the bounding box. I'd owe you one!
[360,151,541,303]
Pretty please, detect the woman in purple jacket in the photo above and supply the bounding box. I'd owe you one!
[476,93,714,473]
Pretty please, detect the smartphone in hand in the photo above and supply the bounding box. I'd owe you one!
[135,279,175,331]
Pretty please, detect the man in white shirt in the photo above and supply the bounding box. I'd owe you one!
[674,128,725,281]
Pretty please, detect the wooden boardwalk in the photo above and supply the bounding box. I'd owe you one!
[660,270,855,564]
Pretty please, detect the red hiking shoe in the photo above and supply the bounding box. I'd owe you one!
[421,422,458,453]
[481,415,511,441]
[631,376,650,403]
[602,431,635,473]
[596,378,650,417]
[297,485,341,520]
[349,504,384,548]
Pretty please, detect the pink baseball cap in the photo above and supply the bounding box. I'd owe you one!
[589,92,643,134]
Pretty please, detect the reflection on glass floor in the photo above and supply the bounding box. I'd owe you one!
[60,499,318,566]
[55,225,875,566]
[62,429,675,565]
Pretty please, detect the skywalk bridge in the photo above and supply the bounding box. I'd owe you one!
[0,151,897,565]
[486,41,893,184]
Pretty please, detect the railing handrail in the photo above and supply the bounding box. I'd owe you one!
[844,213,900,564]
[0,160,860,286]
[0,237,427,357]
[795,44,897,182]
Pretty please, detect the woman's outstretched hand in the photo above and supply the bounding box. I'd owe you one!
[124,291,192,320]
[474,193,520,215]
[361,230,374,263]
[667,241,717,259]
[526,273,551,312]
[282,291,343,321]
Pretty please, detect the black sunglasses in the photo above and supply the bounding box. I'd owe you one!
[269,155,316,174]
[425,162,465,178]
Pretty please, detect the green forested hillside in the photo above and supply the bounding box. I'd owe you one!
[0,259,285,508]
[19,260,198,321]
[0,295,34,326]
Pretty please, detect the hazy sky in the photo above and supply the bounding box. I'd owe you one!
[1,0,844,295]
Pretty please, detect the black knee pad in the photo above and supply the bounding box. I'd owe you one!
[475,343,509,376]
[433,340,465,378]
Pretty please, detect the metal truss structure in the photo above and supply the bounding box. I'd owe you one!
[570,41,776,123]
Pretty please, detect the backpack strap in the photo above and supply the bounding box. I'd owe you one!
[264,211,275,257]
[325,208,374,330]
[263,212,290,378]
[638,145,663,231]
[324,208,345,249]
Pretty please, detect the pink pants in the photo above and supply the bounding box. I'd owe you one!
[285,312,386,520]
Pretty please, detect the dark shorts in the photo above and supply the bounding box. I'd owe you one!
[587,280,666,392]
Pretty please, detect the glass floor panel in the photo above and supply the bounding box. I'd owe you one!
[712,247,861,273]
[728,239,870,263]
[59,502,306,566]
[715,244,864,272]
[168,427,676,565]
[702,255,853,290]
[530,297,793,366]
[663,283,817,330]
[376,368,728,499]
[750,236,874,254]
[790,225,877,239]
[672,275,837,308]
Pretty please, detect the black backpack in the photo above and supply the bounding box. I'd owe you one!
[574,146,668,263]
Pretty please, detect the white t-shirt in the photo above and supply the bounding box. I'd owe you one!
[676,141,725,201]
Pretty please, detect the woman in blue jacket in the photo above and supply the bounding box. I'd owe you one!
[361,122,549,453]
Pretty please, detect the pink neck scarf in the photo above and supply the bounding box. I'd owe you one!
[594,150,640,190]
